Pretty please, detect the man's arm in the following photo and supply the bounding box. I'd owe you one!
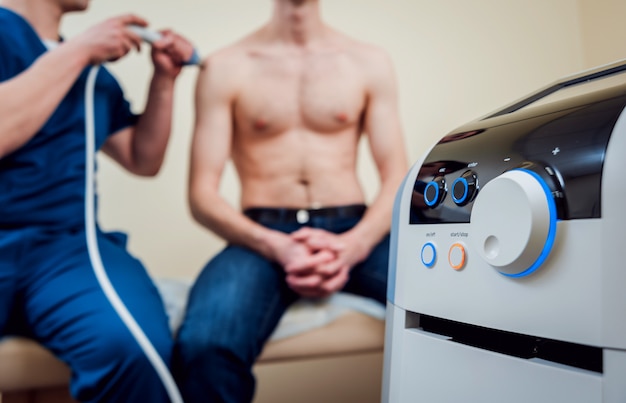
[350,47,408,253]
[187,53,319,269]
[0,15,147,159]
[102,30,194,176]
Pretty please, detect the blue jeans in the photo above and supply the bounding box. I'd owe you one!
[173,208,390,403]
[0,227,173,402]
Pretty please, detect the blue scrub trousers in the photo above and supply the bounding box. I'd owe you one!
[173,210,390,403]
[0,227,173,402]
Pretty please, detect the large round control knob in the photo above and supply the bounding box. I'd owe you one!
[470,169,557,277]
[452,170,479,206]
[424,176,447,208]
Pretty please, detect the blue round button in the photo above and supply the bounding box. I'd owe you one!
[421,242,437,268]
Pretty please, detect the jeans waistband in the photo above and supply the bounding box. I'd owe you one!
[243,204,366,225]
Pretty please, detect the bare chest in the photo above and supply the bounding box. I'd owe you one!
[233,52,367,135]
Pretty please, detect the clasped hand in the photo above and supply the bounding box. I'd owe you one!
[282,227,369,299]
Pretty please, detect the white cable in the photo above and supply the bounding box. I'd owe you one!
[84,65,183,403]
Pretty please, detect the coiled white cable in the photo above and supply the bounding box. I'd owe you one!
[84,65,183,403]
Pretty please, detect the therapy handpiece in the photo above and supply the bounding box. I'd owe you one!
[127,24,202,66]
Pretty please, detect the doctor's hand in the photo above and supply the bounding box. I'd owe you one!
[148,30,196,78]
[71,14,148,65]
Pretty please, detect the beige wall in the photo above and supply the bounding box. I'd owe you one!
[578,0,626,68]
[62,1,588,279]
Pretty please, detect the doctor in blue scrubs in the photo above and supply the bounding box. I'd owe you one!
[0,0,194,401]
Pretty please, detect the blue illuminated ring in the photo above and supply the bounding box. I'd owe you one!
[424,182,439,207]
[501,168,558,278]
[421,242,437,268]
[452,177,469,204]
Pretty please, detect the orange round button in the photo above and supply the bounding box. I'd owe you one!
[448,243,466,270]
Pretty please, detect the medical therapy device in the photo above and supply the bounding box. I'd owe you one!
[128,25,202,66]
[383,59,626,402]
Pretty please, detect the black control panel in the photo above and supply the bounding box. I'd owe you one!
[410,66,626,225]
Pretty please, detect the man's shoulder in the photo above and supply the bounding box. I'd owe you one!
[202,37,261,78]
[329,32,396,86]
[206,30,262,62]
[197,37,260,92]
[0,7,31,42]
[0,7,47,79]
[333,30,391,65]
[205,44,245,66]
[0,7,19,27]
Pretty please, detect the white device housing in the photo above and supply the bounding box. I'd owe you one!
[383,59,626,403]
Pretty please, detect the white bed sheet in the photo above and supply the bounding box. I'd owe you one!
[155,277,386,341]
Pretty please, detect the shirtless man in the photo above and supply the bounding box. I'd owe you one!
[173,0,408,401]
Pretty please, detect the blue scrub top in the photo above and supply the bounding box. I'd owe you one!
[0,7,138,230]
